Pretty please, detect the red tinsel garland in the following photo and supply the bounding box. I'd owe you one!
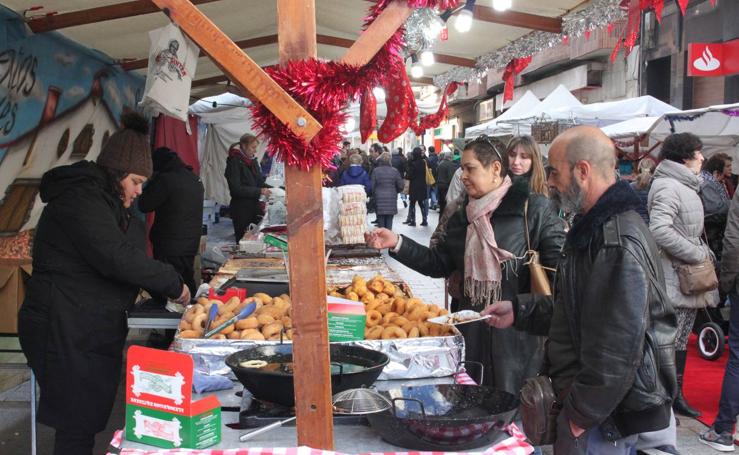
[249,0,462,170]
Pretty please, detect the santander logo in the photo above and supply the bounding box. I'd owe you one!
[693,47,721,72]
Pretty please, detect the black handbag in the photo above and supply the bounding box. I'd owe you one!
[520,375,561,446]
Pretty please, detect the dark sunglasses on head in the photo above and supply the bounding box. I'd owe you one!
[468,135,504,161]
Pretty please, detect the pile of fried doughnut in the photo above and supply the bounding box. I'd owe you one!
[178,292,292,341]
[329,275,454,340]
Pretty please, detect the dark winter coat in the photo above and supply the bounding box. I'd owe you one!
[406,156,428,201]
[436,159,459,189]
[427,152,439,177]
[138,149,204,257]
[630,180,651,224]
[514,181,677,440]
[339,165,372,195]
[225,154,267,230]
[371,162,404,215]
[391,178,565,394]
[18,161,183,433]
[391,152,406,179]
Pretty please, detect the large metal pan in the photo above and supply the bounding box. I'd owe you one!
[225,344,389,407]
[366,384,519,451]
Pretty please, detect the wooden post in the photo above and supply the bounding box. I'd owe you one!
[277,0,334,449]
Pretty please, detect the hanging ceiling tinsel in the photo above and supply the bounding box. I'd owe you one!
[404,8,442,54]
[430,0,626,87]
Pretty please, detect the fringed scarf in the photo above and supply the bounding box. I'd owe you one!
[464,175,515,308]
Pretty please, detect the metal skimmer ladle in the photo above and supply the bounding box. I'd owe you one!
[239,388,391,442]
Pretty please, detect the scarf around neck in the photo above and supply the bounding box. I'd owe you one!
[229,146,254,167]
[464,175,515,308]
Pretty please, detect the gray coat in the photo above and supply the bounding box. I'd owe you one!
[648,159,717,309]
[721,191,739,296]
[371,163,404,215]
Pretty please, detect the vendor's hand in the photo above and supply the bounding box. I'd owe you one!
[260,188,271,196]
[569,420,585,438]
[481,301,514,329]
[364,228,399,250]
[174,284,191,305]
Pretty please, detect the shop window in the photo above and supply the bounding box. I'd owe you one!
[56,128,70,159]
[0,182,40,234]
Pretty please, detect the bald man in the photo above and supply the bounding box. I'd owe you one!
[483,127,677,454]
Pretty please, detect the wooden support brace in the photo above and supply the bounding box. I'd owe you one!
[151,0,322,142]
[340,0,413,66]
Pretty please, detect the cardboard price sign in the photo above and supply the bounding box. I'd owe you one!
[125,346,221,449]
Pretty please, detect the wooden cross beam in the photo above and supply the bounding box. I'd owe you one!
[151,0,322,141]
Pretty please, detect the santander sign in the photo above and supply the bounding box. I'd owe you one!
[688,40,739,77]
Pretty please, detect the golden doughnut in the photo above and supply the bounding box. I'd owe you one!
[179,329,202,339]
[228,330,242,339]
[281,316,293,328]
[212,334,227,340]
[285,329,294,340]
[257,314,275,326]
[240,329,265,341]
[428,322,442,337]
[346,291,359,302]
[376,303,392,315]
[214,312,233,327]
[401,320,417,334]
[360,292,375,304]
[365,300,381,312]
[368,280,384,294]
[179,320,192,331]
[273,299,291,314]
[381,325,407,339]
[261,322,283,339]
[355,284,368,297]
[408,326,420,338]
[418,322,429,337]
[375,292,390,302]
[407,306,426,322]
[382,283,396,295]
[366,325,384,340]
[183,306,199,323]
[267,334,282,341]
[252,293,273,305]
[382,312,399,325]
[236,316,259,330]
[196,296,210,306]
[258,306,284,319]
[278,294,291,304]
[219,323,235,336]
[192,313,208,331]
[391,298,406,315]
[427,305,441,317]
[217,300,235,315]
[439,308,449,316]
[392,316,409,327]
[366,310,382,327]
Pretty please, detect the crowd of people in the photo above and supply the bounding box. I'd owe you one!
[365,128,739,455]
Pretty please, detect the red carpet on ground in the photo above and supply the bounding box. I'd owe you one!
[683,333,729,426]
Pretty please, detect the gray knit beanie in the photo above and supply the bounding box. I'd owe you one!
[97,112,152,178]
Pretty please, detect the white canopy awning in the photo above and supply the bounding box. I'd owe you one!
[557,95,679,127]
[465,90,541,138]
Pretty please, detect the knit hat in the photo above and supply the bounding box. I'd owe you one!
[96,112,153,178]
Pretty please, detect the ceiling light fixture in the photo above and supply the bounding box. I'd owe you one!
[424,15,445,40]
[344,117,356,132]
[410,54,424,78]
[492,0,512,12]
[454,0,476,33]
[420,49,435,67]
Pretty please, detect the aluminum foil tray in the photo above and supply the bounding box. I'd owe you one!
[174,332,465,381]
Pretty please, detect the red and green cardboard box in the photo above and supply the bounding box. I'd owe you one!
[125,346,221,449]
[327,295,366,342]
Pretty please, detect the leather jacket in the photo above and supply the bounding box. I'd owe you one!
[514,181,677,440]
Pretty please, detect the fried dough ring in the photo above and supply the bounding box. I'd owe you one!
[381,325,407,339]
[261,322,283,339]
[236,316,259,330]
[228,330,242,339]
[365,300,381,312]
[366,325,384,340]
[376,303,393,315]
[212,334,227,340]
[382,283,396,295]
[219,323,235,336]
[391,298,406,315]
[252,293,272,305]
[408,326,420,338]
[366,310,382,327]
[407,306,427,322]
[179,329,202,339]
[418,322,429,337]
[179,320,191,331]
[257,314,275,326]
[240,328,266,340]
[392,316,409,327]
[382,312,399,325]
[192,313,208,331]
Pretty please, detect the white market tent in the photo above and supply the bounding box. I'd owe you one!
[601,116,661,138]
[465,90,541,138]
[557,95,679,127]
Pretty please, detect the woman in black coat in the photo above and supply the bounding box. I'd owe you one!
[18,114,189,455]
[404,147,429,226]
[225,133,271,242]
[371,152,404,230]
[366,136,565,396]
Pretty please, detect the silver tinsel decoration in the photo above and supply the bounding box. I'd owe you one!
[432,0,627,87]
[404,8,442,53]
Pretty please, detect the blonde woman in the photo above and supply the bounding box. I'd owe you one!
[506,135,548,196]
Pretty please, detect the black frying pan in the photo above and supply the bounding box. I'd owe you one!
[366,384,519,451]
[226,344,389,407]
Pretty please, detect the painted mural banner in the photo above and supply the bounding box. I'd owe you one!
[0,6,144,234]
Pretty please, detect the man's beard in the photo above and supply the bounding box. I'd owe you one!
[550,181,585,214]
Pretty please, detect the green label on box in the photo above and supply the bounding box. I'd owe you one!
[125,405,221,450]
[328,313,366,342]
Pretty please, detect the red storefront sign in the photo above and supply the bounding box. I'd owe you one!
[688,39,739,77]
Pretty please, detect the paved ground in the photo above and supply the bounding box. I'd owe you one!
[0,199,716,454]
